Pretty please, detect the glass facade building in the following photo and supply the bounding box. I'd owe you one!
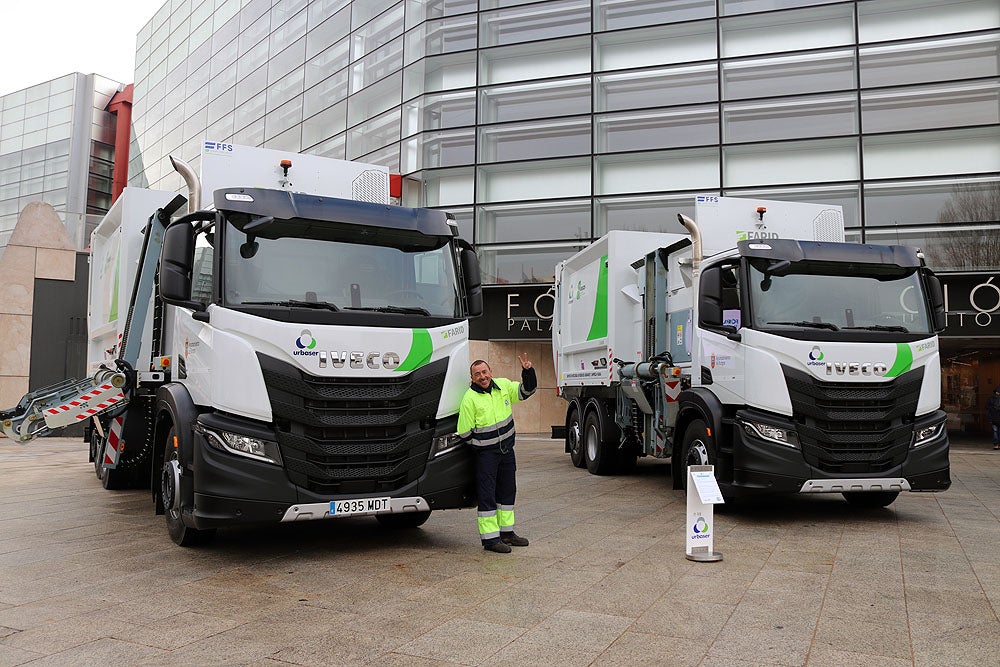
[0,73,122,252]
[131,0,999,285]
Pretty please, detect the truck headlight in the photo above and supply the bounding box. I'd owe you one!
[198,424,283,465]
[741,420,800,449]
[430,433,464,458]
[912,422,945,449]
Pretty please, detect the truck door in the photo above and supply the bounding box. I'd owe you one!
[697,261,746,402]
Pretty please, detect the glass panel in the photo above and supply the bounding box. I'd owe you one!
[479,118,590,162]
[347,73,402,126]
[347,106,401,159]
[724,137,859,186]
[595,21,716,71]
[720,4,854,58]
[406,0,478,29]
[305,38,351,88]
[480,0,590,48]
[480,36,589,85]
[268,38,307,84]
[303,70,349,117]
[858,0,1000,44]
[477,244,586,284]
[595,0,714,32]
[478,157,590,202]
[235,65,267,107]
[269,7,308,52]
[723,94,857,143]
[480,78,590,123]
[596,64,717,112]
[351,3,404,60]
[724,184,861,229]
[402,91,475,135]
[306,8,350,59]
[864,178,1000,227]
[404,15,478,64]
[349,35,404,92]
[352,0,401,31]
[595,193,700,235]
[302,101,347,147]
[308,131,346,158]
[401,128,475,170]
[863,127,1000,180]
[265,96,304,138]
[861,33,999,89]
[864,225,999,272]
[476,200,591,243]
[722,50,856,101]
[266,67,305,111]
[597,105,719,152]
[596,148,720,194]
[308,0,351,28]
[237,39,270,81]
[357,142,400,171]
[406,167,474,206]
[403,51,477,98]
[862,80,1000,133]
[721,0,843,14]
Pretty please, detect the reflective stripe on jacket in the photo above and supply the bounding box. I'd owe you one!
[457,377,533,448]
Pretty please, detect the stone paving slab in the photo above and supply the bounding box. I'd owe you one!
[0,435,998,666]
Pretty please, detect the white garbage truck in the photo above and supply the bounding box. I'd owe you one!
[553,196,950,507]
[1,143,483,544]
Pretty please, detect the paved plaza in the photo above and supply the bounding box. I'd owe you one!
[0,433,998,666]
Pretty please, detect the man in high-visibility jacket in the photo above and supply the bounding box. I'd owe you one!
[457,353,537,553]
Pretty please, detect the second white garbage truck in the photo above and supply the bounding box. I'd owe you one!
[1,144,483,544]
[553,196,950,507]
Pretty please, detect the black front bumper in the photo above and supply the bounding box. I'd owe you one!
[186,423,476,530]
[727,412,951,497]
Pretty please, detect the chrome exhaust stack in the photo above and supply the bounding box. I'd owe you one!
[169,155,201,212]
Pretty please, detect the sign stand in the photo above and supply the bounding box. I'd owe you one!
[686,465,724,562]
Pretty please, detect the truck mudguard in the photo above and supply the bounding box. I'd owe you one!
[674,387,728,488]
[155,383,200,471]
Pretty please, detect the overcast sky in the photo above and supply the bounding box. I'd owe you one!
[1,0,168,97]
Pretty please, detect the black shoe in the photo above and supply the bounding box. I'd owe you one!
[484,540,511,553]
[500,532,529,547]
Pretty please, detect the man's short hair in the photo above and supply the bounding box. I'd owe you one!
[470,359,490,374]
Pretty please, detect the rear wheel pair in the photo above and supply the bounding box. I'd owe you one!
[566,401,634,475]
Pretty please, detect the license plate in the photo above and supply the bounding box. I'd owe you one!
[330,497,391,517]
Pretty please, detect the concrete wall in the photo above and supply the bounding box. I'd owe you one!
[468,340,564,436]
[0,203,77,411]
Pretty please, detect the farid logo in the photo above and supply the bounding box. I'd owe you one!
[294,330,319,356]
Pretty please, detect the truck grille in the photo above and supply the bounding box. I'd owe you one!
[782,365,923,474]
[257,354,447,495]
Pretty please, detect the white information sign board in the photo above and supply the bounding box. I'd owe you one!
[686,465,723,562]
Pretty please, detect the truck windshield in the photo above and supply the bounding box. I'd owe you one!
[222,221,461,317]
[747,260,932,335]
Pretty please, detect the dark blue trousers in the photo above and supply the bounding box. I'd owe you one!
[474,444,517,544]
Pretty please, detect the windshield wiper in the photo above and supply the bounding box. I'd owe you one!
[240,299,340,311]
[844,325,909,333]
[767,320,841,331]
[344,305,430,316]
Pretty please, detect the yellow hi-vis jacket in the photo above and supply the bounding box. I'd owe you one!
[457,377,532,449]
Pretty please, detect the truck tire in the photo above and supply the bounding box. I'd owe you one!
[583,408,616,475]
[566,401,585,468]
[162,426,216,547]
[681,419,716,481]
[842,491,898,508]
[376,511,431,529]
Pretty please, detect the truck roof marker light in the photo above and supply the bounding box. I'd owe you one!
[757,207,766,221]
[280,159,292,177]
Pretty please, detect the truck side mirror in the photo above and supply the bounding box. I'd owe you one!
[160,222,205,312]
[924,270,946,333]
[699,265,738,337]
[460,245,483,318]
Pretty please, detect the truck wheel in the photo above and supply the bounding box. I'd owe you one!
[583,409,616,475]
[842,491,898,508]
[376,511,431,529]
[681,419,716,481]
[162,427,216,547]
[566,402,585,468]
